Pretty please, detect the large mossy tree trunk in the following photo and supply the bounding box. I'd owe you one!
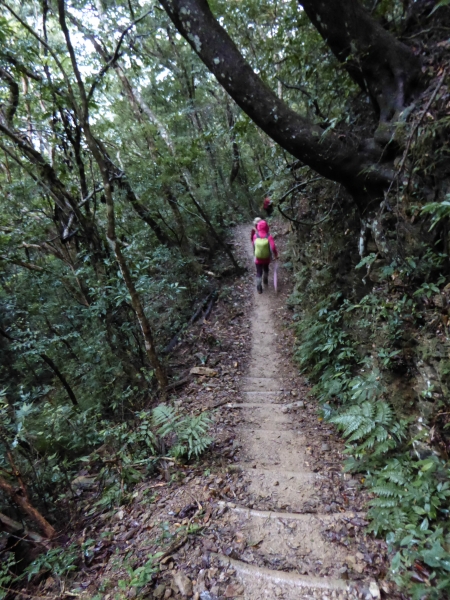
[159,0,423,208]
[299,0,422,122]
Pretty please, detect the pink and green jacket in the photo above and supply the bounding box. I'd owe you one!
[251,220,278,265]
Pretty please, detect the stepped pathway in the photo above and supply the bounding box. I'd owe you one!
[211,229,380,600]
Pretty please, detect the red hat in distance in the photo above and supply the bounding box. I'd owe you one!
[263,197,271,209]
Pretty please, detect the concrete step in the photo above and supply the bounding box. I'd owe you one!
[218,502,365,579]
[241,377,284,392]
[236,428,309,471]
[240,391,285,404]
[229,466,322,512]
[213,553,360,600]
[226,402,286,409]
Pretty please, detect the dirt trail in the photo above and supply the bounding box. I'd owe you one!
[212,226,380,600]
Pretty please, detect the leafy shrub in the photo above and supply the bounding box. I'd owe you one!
[291,280,450,597]
[152,404,213,459]
[331,399,407,465]
[368,456,450,599]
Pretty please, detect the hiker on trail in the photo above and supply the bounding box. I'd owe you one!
[252,219,278,294]
[250,217,261,243]
[262,197,274,217]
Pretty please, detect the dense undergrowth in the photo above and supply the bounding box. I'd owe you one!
[291,282,450,598]
[285,123,450,597]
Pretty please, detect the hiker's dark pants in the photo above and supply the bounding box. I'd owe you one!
[256,264,269,278]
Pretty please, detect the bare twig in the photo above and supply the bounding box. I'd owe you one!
[396,70,447,186]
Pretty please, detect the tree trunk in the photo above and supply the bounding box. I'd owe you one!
[226,101,241,185]
[299,0,422,122]
[0,476,56,539]
[0,511,48,545]
[57,0,168,394]
[40,353,79,407]
[83,133,168,393]
[158,0,394,204]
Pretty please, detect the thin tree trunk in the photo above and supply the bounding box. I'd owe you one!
[57,0,169,393]
[40,353,79,406]
[0,454,56,540]
[0,511,47,544]
[84,134,168,392]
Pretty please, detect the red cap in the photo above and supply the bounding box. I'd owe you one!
[263,197,271,209]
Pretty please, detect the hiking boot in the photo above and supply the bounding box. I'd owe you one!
[256,277,263,294]
[263,273,269,286]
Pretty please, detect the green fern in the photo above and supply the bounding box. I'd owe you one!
[152,405,212,459]
[330,400,406,462]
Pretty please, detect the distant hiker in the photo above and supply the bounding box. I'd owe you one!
[252,219,278,294]
[263,197,274,217]
[250,217,261,243]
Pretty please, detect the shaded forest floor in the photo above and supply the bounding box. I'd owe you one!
[23,223,398,600]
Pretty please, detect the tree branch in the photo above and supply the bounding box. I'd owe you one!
[40,353,79,406]
[85,8,153,105]
[1,1,76,106]
[278,79,328,122]
[159,0,393,202]
[0,67,19,125]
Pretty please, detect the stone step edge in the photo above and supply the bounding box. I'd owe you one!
[242,377,283,381]
[218,501,365,521]
[225,402,287,408]
[227,464,324,479]
[212,552,350,592]
[241,391,284,395]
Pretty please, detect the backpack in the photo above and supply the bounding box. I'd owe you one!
[254,233,271,260]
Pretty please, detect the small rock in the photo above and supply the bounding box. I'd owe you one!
[173,572,193,597]
[200,592,216,600]
[127,588,137,599]
[354,563,365,574]
[321,443,330,451]
[164,590,172,599]
[224,584,244,598]
[369,581,380,599]
[154,584,166,599]
[355,551,365,561]
[71,475,97,489]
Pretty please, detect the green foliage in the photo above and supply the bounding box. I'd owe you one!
[421,199,450,231]
[23,545,80,581]
[0,554,16,600]
[118,553,162,592]
[291,246,450,596]
[331,400,407,462]
[367,457,450,599]
[430,0,450,15]
[152,404,213,459]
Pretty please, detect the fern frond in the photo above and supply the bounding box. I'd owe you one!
[375,402,392,425]
[369,497,399,508]
[152,404,179,436]
[371,483,404,497]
